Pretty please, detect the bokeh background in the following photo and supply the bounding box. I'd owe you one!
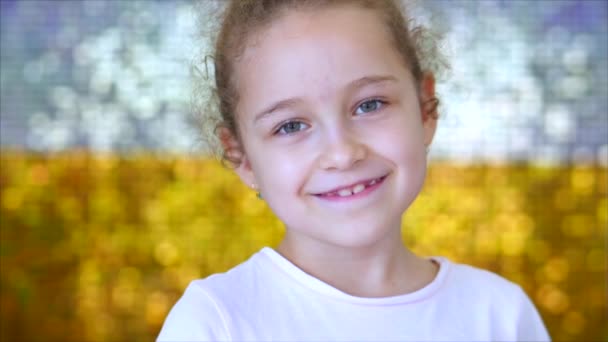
[1,0,606,341]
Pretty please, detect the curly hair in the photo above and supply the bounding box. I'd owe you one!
[191,0,447,167]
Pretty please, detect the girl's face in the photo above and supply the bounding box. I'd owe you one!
[231,6,437,249]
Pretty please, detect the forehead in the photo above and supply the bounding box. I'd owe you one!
[234,6,411,115]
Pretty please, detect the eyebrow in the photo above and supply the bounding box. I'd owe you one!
[252,75,398,123]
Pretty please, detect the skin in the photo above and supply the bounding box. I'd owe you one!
[224,5,439,297]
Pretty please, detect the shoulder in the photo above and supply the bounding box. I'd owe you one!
[156,251,268,342]
[442,258,531,308]
[439,258,551,341]
[156,280,232,341]
[444,259,522,297]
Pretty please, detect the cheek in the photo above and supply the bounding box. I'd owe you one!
[250,143,310,194]
[252,151,312,223]
[373,114,426,159]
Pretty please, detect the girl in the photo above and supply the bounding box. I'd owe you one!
[158,0,550,341]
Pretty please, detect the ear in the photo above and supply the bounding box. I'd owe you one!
[419,72,438,148]
[217,126,258,188]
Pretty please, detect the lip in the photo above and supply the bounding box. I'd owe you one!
[312,175,388,201]
[313,175,387,195]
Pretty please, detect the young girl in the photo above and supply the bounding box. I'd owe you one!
[158,0,550,341]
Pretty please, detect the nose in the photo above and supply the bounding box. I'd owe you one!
[318,127,367,171]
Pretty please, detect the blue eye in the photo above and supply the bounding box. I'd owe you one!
[355,99,385,115]
[275,121,309,135]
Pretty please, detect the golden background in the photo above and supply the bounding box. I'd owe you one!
[1,151,606,341]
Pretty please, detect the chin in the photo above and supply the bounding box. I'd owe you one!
[323,219,401,249]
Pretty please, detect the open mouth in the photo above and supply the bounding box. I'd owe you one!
[314,175,388,200]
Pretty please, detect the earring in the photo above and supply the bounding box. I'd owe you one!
[252,183,262,199]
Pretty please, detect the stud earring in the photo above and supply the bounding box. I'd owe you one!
[252,183,262,199]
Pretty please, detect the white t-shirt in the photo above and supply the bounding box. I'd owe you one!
[157,247,550,341]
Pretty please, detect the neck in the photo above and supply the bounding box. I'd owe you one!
[276,227,438,298]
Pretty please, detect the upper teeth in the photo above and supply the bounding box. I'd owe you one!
[352,184,366,194]
[338,189,352,197]
[331,178,380,197]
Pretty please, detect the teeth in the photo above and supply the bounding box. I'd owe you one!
[323,177,383,197]
[352,184,365,194]
[338,189,353,197]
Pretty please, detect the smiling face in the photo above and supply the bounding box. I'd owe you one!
[230,5,437,251]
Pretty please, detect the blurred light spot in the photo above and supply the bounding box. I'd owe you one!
[81,103,129,151]
[28,111,50,128]
[116,69,138,103]
[565,247,586,265]
[154,241,180,266]
[2,188,23,211]
[462,193,485,214]
[562,311,586,335]
[79,260,101,287]
[91,313,115,341]
[47,121,74,150]
[509,131,533,158]
[41,52,61,75]
[28,164,49,186]
[146,291,170,326]
[57,196,82,223]
[558,76,588,99]
[81,101,103,122]
[515,214,535,234]
[77,285,101,315]
[562,46,588,74]
[89,64,114,96]
[174,159,198,180]
[73,40,93,66]
[527,240,550,264]
[536,284,570,314]
[571,168,595,195]
[97,155,117,172]
[111,283,135,312]
[23,61,44,83]
[543,257,570,283]
[497,189,524,213]
[117,266,142,286]
[499,217,531,257]
[516,76,543,119]
[544,105,574,142]
[131,96,158,120]
[561,215,592,237]
[500,232,526,256]
[50,86,78,113]
[111,267,141,312]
